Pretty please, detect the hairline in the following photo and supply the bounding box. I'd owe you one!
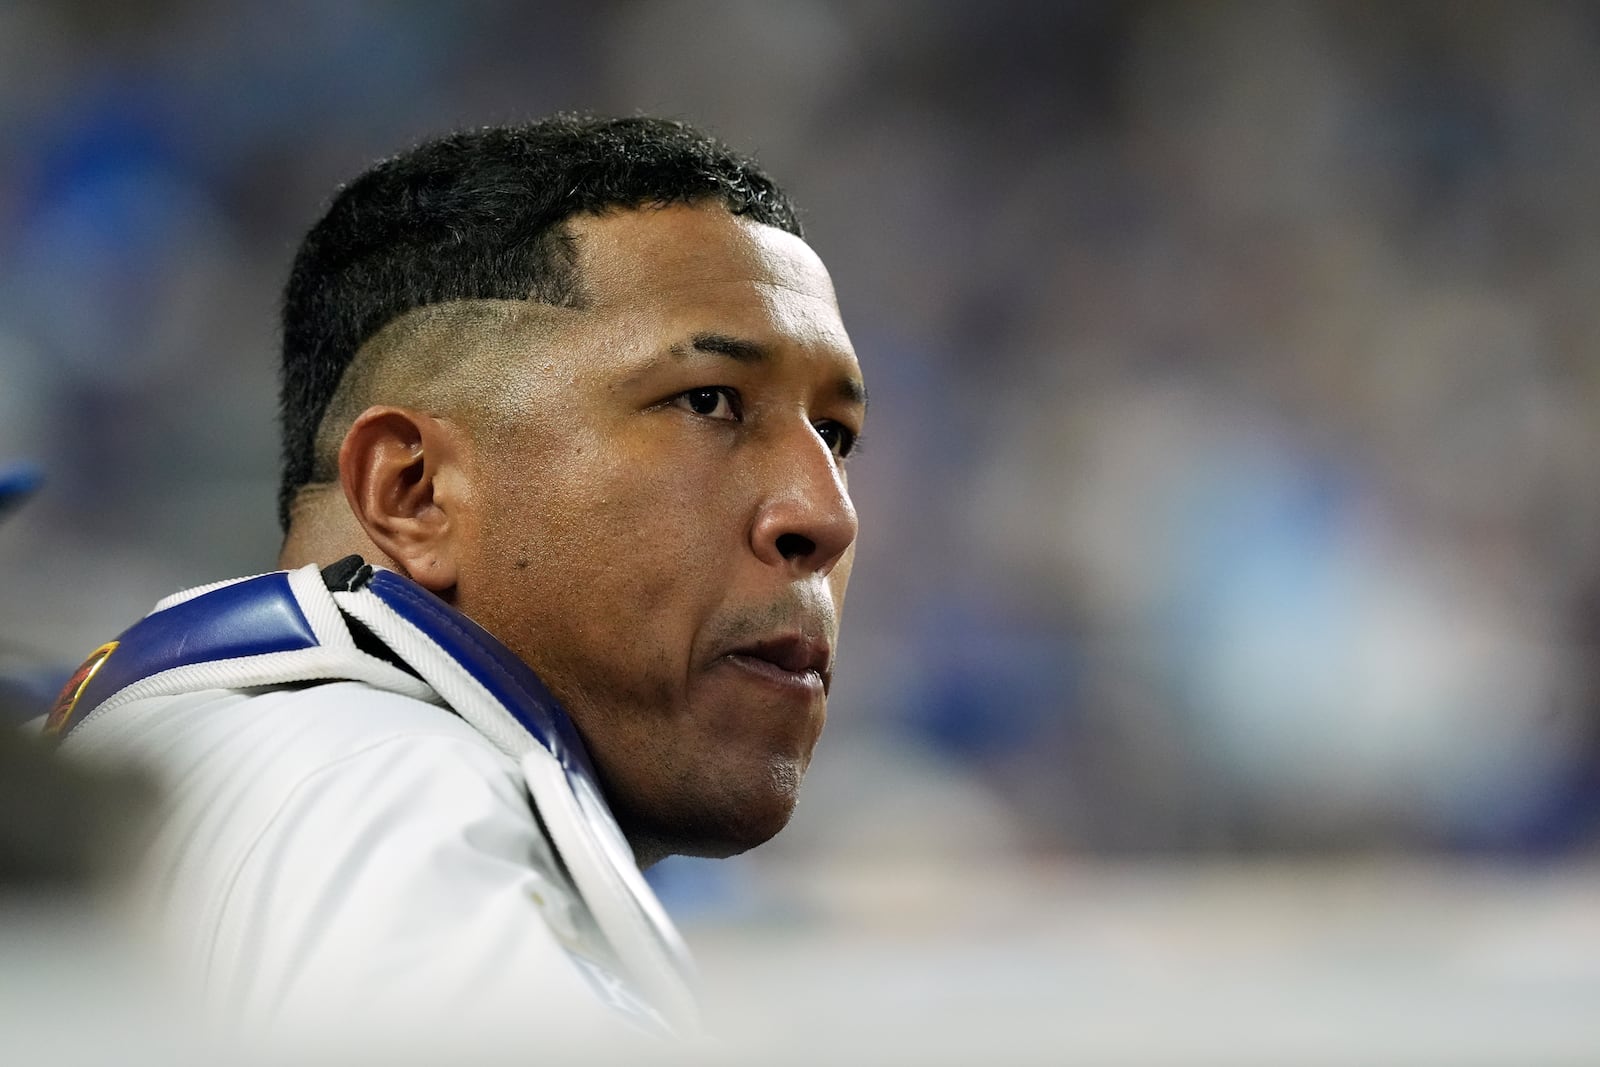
[279,119,806,531]
[306,297,575,486]
[305,198,805,486]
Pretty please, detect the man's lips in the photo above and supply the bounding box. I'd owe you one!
[718,635,832,695]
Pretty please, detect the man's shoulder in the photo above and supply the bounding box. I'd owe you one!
[82,681,609,1026]
[65,680,530,868]
[69,679,503,780]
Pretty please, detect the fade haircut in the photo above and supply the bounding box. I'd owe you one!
[277,115,803,531]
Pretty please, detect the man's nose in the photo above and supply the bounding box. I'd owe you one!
[749,429,858,577]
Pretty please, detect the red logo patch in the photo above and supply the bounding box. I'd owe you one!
[44,641,118,737]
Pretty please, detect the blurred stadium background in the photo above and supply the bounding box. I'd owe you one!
[3,1,1600,1061]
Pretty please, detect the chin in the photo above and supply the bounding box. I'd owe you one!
[617,756,806,864]
[682,800,796,860]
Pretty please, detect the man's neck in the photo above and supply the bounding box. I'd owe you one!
[278,487,389,571]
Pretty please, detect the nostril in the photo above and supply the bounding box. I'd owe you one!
[775,533,815,560]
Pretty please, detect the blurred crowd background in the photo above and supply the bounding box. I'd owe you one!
[7,0,1600,859]
[6,1,1600,1059]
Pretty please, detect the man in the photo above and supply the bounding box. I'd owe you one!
[45,117,866,1042]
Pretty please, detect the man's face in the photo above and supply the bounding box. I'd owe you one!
[453,203,865,862]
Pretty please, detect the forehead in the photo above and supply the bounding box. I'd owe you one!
[565,204,854,354]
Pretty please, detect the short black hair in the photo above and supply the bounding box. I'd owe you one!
[277,115,803,531]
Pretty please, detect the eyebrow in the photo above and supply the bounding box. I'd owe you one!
[673,332,870,409]
[676,332,768,363]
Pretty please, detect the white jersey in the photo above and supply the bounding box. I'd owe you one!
[49,559,697,1045]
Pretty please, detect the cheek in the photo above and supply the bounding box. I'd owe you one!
[465,440,746,680]
[829,544,855,604]
[575,460,744,610]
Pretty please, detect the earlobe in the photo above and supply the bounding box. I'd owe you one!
[338,406,463,592]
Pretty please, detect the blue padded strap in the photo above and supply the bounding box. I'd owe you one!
[49,565,598,789]
[364,570,600,782]
[50,572,317,738]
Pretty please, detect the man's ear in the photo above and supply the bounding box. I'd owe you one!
[338,405,467,593]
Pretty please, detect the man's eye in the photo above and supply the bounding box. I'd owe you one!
[674,387,740,420]
[814,421,859,459]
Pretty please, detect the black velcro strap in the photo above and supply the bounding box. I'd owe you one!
[320,555,374,593]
